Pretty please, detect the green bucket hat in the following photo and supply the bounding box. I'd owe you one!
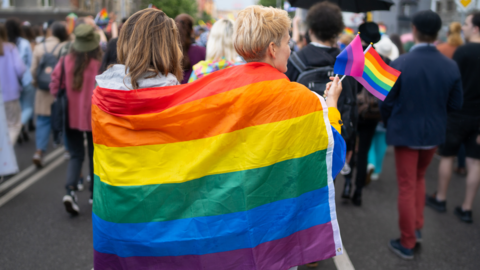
[73,24,100,52]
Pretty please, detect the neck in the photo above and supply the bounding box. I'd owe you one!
[310,35,334,47]
[468,35,480,43]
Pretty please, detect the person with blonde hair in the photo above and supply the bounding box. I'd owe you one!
[437,21,463,59]
[92,7,345,270]
[188,19,244,82]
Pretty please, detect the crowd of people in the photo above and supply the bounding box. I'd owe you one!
[0,3,479,268]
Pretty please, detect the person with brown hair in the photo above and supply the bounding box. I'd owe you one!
[49,24,102,214]
[437,21,463,59]
[175,13,206,84]
[96,8,183,91]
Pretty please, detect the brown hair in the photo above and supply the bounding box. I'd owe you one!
[117,9,183,89]
[175,14,194,72]
[447,22,463,47]
[71,46,103,91]
[0,24,7,56]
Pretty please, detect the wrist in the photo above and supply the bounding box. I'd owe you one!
[326,97,338,108]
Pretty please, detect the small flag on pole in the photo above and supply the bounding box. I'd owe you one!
[333,34,364,77]
[354,46,401,101]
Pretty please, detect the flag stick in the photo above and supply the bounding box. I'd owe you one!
[364,43,373,54]
[339,75,346,83]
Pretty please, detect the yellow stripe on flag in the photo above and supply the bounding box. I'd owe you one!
[365,59,395,87]
[94,111,329,186]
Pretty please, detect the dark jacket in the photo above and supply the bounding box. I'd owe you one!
[381,45,463,146]
[286,44,358,141]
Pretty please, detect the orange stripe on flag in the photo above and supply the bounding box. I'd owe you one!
[92,80,323,147]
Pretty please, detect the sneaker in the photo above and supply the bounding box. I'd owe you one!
[32,150,44,168]
[340,163,351,175]
[89,194,93,205]
[86,175,91,182]
[77,177,84,191]
[388,239,413,260]
[425,193,446,213]
[366,165,374,186]
[63,191,80,215]
[371,173,379,181]
[454,206,473,223]
[415,230,422,244]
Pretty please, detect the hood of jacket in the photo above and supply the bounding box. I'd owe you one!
[96,64,179,90]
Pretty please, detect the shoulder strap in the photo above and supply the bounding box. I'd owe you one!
[289,52,307,73]
[50,43,61,54]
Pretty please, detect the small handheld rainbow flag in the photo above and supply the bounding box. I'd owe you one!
[343,27,354,35]
[354,45,401,101]
[99,8,108,20]
[333,34,364,77]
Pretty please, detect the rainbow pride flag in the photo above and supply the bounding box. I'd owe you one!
[92,63,346,269]
[354,47,401,101]
[333,34,364,77]
[99,8,108,20]
[343,27,355,35]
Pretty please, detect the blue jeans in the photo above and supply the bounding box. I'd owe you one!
[368,130,387,174]
[20,83,35,125]
[35,115,51,152]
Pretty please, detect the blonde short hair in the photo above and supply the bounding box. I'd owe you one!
[234,5,291,62]
[206,19,237,62]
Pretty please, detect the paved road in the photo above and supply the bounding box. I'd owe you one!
[0,131,479,270]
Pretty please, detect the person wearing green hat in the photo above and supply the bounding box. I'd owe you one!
[49,24,102,215]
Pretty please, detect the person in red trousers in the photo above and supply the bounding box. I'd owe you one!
[380,10,463,260]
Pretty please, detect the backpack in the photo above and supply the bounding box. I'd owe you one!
[357,88,381,120]
[289,51,357,141]
[36,43,60,91]
[289,52,335,96]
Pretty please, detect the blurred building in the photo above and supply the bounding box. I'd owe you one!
[198,0,216,17]
[0,0,97,24]
[214,0,255,19]
[373,0,480,35]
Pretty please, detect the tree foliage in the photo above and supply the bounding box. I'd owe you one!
[142,0,198,19]
[258,0,284,8]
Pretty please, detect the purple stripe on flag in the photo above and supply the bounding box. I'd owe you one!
[345,45,354,75]
[355,76,387,101]
[94,222,336,270]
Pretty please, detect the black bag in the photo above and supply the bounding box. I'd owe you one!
[36,43,60,91]
[51,57,68,144]
[357,88,381,120]
[289,52,356,140]
[289,52,335,96]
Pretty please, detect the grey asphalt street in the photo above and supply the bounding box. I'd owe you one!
[0,131,479,270]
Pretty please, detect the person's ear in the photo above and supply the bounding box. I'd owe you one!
[267,41,276,59]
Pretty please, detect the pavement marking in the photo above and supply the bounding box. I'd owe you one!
[0,147,65,193]
[333,248,355,270]
[0,155,65,208]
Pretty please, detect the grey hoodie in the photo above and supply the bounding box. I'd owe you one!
[95,64,180,90]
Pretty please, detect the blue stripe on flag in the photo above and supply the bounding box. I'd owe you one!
[93,186,332,257]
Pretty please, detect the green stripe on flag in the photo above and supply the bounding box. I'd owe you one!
[93,150,328,224]
[364,66,392,91]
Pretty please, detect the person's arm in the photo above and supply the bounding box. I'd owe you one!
[324,76,344,134]
[11,46,26,80]
[111,22,118,39]
[49,57,64,97]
